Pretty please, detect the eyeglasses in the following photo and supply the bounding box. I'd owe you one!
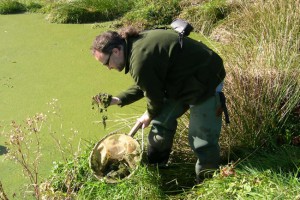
[103,52,112,66]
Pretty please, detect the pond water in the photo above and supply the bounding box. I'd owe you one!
[0,13,144,198]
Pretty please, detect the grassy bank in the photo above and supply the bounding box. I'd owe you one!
[1,0,299,199]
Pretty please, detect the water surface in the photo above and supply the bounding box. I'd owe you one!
[0,13,144,198]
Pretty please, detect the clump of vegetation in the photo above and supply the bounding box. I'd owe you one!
[46,3,100,24]
[92,92,112,128]
[119,0,181,29]
[178,0,239,35]
[40,142,95,199]
[78,0,135,18]
[25,1,42,12]
[217,0,300,150]
[0,0,26,14]
[0,0,44,14]
[92,92,112,110]
[46,0,135,24]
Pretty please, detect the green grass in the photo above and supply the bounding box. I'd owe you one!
[119,0,181,29]
[36,139,165,199]
[38,136,300,199]
[179,0,238,35]
[217,0,300,149]
[186,145,300,200]
[46,0,135,24]
[78,162,164,199]
[190,168,300,199]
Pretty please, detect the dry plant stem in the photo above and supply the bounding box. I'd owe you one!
[0,181,9,200]
[17,129,40,199]
[6,114,46,200]
[49,130,68,162]
[48,128,78,162]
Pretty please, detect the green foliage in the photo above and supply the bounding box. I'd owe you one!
[218,0,300,149]
[78,166,164,199]
[46,0,135,24]
[0,0,26,14]
[0,0,45,14]
[43,142,164,199]
[46,3,101,23]
[193,169,300,199]
[78,0,135,16]
[179,0,237,35]
[25,1,42,12]
[46,145,94,193]
[120,0,181,29]
[175,146,300,200]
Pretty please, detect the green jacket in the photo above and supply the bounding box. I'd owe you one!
[117,29,225,118]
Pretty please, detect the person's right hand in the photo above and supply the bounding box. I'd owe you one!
[110,97,122,106]
[138,111,152,128]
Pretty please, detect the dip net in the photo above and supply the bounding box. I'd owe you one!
[89,133,142,183]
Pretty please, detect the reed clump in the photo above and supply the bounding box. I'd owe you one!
[216,0,300,150]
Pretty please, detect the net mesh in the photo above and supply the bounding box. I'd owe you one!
[89,133,142,183]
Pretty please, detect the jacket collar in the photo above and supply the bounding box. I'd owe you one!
[124,39,130,74]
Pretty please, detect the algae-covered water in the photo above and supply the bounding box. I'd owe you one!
[0,13,144,198]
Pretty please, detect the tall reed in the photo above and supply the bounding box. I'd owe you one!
[218,0,300,149]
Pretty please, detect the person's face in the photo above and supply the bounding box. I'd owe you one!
[93,48,125,72]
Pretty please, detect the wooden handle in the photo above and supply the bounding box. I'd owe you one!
[128,121,142,137]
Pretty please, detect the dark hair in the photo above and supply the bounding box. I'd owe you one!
[91,26,140,54]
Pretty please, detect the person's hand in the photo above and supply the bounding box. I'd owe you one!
[138,111,152,128]
[110,97,122,106]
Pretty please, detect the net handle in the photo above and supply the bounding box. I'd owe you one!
[128,121,142,137]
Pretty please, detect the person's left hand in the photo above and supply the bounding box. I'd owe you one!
[138,111,152,128]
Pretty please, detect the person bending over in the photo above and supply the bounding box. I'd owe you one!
[91,26,226,182]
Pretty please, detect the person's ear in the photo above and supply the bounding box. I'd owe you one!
[111,48,119,54]
[113,47,122,55]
